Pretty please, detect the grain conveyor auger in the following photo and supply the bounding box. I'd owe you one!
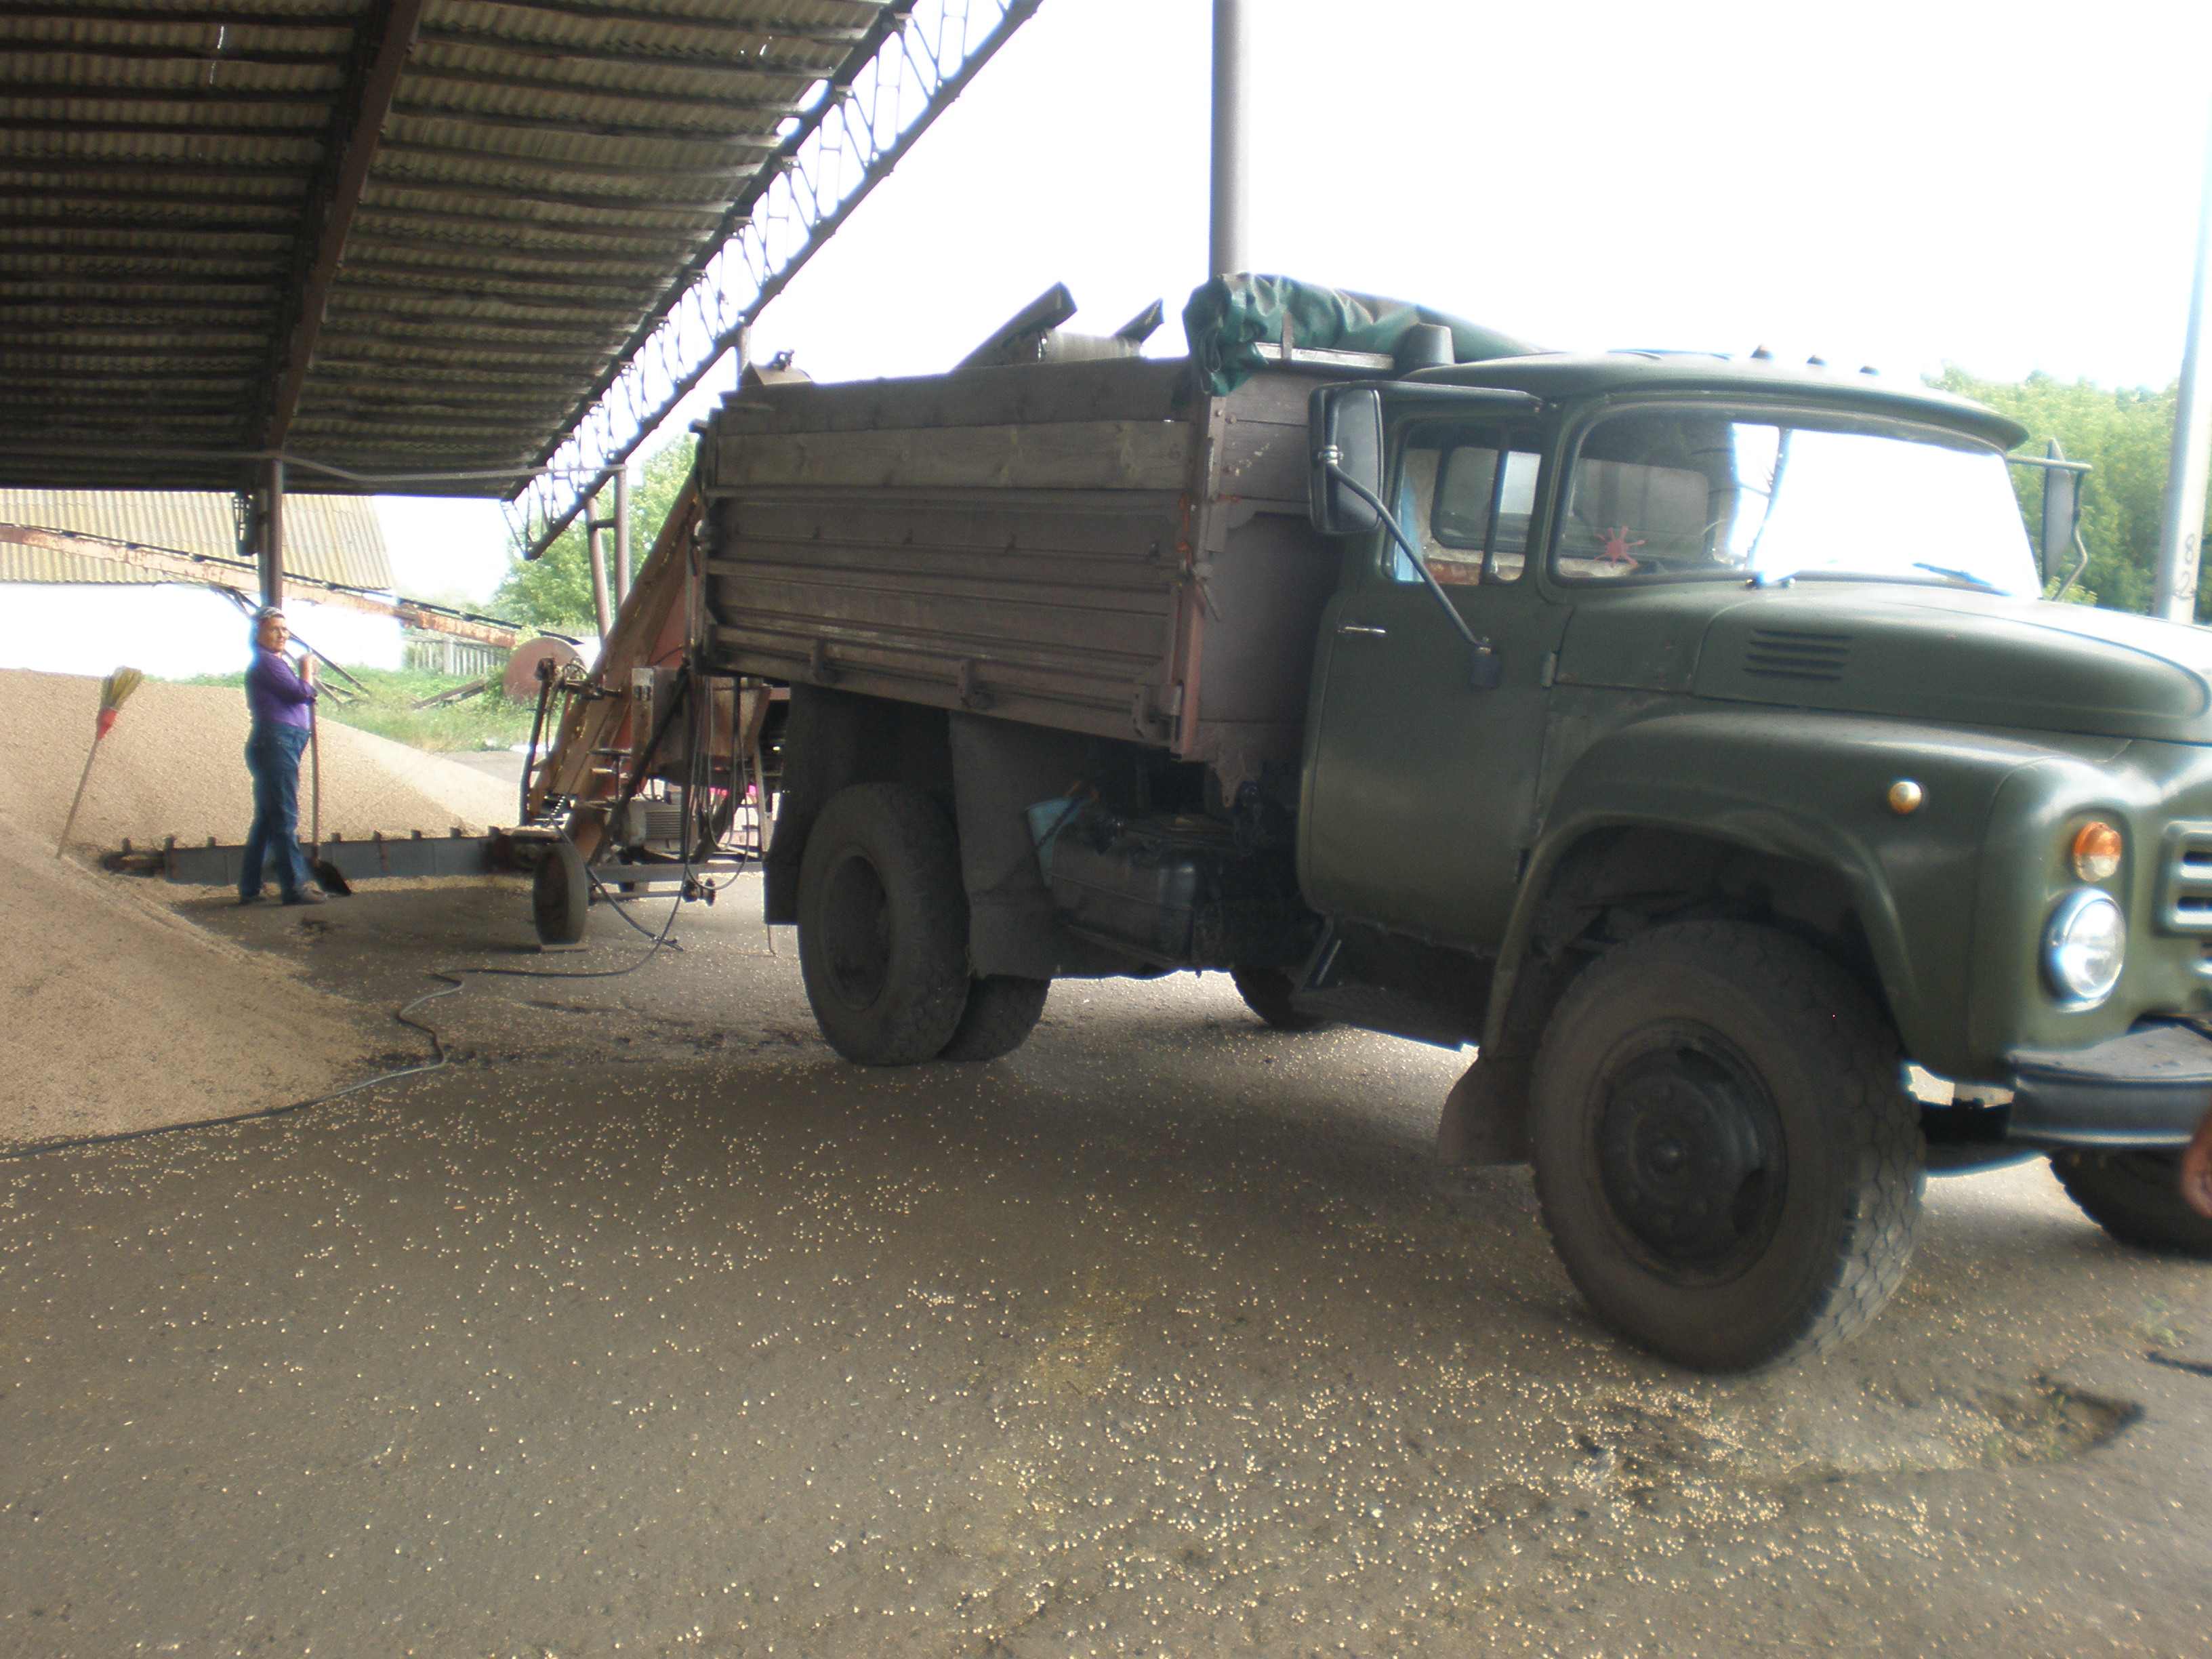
[515,464,785,948]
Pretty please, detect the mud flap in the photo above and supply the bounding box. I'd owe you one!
[1435,1053,1530,1166]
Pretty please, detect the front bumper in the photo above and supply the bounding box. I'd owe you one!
[2004,1022,2212,1149]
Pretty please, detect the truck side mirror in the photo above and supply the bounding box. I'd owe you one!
[1309,386,1384,536]
[2041,441,2081,581]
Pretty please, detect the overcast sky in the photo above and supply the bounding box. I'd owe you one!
[384,0,2212,600]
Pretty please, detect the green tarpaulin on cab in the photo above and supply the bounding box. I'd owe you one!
[1182,274,1542,396]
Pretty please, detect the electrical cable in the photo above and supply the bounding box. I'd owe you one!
[572,821,687,943]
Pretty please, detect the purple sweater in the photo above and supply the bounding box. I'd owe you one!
[246,647,317,731]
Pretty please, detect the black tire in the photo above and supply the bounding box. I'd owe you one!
[533,838,590,947]
[939,975,1050,1061]
[1232,965,1328,1032]
[1528,920,1925,1372]
[2051,1150,2212,1258]
[797,783,971,1065]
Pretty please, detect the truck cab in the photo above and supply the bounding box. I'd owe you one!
[1304,353,2212,1365]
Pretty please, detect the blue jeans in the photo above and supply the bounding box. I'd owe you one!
[241,722,314,900]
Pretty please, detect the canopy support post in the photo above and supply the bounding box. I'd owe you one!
[614,466,632,605]
[2157,108,2212,622]
[258,456,286,609]
[588,485,613,639]
[1209,0,1248,279]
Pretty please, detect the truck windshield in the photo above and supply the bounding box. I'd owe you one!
[1554,409,2038,595]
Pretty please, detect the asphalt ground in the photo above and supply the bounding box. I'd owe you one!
[3,876,2211,1658]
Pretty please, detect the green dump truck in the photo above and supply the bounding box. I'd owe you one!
[663,280,2212,1369]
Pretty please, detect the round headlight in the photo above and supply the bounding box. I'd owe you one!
[2070,820,2123,882]
[2045,888,2125,1008]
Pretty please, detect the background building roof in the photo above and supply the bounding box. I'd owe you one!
[0,489,393,588]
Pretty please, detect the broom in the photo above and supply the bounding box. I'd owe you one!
[307,695,352,897]
[56,666,144,857]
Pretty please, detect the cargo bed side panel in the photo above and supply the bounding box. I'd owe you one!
[704,485,1187,744]
[701,358,1349,771]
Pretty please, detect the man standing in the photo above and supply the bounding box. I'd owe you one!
[239,607,325,905]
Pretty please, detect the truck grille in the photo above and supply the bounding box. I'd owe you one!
[1741,628,1851,682]
[2157,822,2212,932]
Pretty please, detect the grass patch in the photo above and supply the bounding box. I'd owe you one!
[2138,1294,2191,1351]
[174,666,536,753]
[1976,1382,2138,1467]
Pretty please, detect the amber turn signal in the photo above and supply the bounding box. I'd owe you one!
[2070,821,2123,882]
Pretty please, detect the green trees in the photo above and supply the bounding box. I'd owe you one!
[1928,368,2211,616]
[492,436,697,630]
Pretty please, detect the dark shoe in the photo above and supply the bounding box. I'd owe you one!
[237,890,267,906]
[280,889,327,906]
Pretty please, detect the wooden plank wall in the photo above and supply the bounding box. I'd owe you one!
[701,356,1349,773]
[710,355,1191,437]
[703,485,1186,741]
[702,357,1199,745]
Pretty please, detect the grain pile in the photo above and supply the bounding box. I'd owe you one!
[0,809,369,1147]
[3,667,518,859]
[0,666,523,1147]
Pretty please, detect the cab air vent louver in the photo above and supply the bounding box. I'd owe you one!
[1742,628,1852,682]
[2158,823,2212,934]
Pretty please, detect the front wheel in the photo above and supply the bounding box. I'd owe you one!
[796,783,972,1065]
[533,838,590,947]
[1528,921,1925,1372]
[2051,1150,2212,1258]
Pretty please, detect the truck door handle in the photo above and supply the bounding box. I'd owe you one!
[1337,621,1388,638]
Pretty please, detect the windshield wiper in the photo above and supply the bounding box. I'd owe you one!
[1910,562,2004,593]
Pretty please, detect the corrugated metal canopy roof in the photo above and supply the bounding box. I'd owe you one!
[0,0,924,495]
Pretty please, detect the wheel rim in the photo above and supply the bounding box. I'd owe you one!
[1591,1025,1788,1283]
[819,848,892,1010]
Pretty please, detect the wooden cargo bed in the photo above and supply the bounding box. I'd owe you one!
[700,353,1346,790]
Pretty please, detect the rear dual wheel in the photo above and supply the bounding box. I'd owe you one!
[796,783,1046,1065]
[941,975,1052,1061]
[1232,966,1328,1032]
[1530,921,1925,1372]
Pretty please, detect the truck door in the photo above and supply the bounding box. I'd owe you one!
[1300,422,1568,950]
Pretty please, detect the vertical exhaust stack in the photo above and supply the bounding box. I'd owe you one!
[1210,0,1247,279]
